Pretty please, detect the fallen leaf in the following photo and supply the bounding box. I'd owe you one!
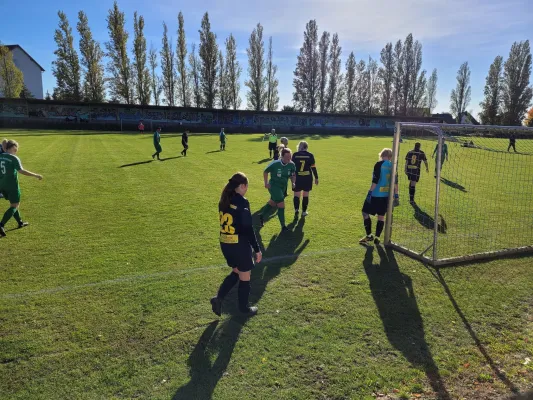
[464,363,470,368]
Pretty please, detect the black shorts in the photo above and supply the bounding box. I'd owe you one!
[220,244,254,272]
[406,170,421,182]
[268,142,277,151]
[293,176,313,192]
[362,196,388,216]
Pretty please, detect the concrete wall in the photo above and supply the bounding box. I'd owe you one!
[10,47,43,99]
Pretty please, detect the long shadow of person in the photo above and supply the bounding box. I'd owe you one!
[411,203,447,233]
[440,177,467,193]
[430,268,520,395]
[173,214,309,400]
[364,246,451,399]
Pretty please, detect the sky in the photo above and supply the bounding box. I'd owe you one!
[2,0,532,117]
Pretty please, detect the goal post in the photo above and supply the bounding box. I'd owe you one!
[384,122,533,267]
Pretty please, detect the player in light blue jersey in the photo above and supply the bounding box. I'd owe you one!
[359,148,399,245]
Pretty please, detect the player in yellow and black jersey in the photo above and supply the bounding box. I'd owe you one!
[292,141,318,217]
[404,142,429,204]
[211,172,262,317]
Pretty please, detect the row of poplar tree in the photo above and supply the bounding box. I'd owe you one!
[50,2,278,111]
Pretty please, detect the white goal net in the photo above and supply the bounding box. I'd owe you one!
[384,122,533,266]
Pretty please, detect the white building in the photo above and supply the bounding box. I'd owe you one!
[1,45,44,99]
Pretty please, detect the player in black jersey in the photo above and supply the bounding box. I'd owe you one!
[292,141,318,216]
[508,134,517,152]
[404,142,429,204]
[181,130,189,156]
[211,172,262,317]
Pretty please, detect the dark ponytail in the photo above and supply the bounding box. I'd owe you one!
[219,172,248,210]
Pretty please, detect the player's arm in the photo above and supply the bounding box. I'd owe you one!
[422,153,429,172]
[241,206,262,262]
[432,145,437,158]
[19,169,43,180]
[311,155,319,184]
[263,165,271,188]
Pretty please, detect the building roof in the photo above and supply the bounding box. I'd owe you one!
[5,45,45,72]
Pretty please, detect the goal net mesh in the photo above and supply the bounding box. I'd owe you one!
[386,123,533,266]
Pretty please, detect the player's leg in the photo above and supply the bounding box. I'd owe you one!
[302,191,310,216]
[211,265,240,316]
[237,268,257,315]
[0,200,20,237]
[359,211,373,244]
[293,190,301,215]
[259,197,277,227]
[374,215,385,244]
[277,201,288,230]
[513,143,517,152]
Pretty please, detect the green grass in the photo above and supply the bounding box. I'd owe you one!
[1,130,532,400]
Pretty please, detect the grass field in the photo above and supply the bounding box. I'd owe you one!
[1,130,532,400]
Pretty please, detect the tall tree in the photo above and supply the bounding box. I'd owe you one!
[45,90,52,101]
[450,61,471,120]
[199,12,218,108]
[19,84,34,99]
[293,19,320,112]
[148,44,162,106]
[0,45,24,98]
[366,56,380,114]
[392,39,403,115]
[344,51,356,114]
[425,68,438,114]
[133,12,151,105]
[409,40,427,113]
[265,37,279,112]
[479,56,503,125]
[318,31,330,113]
[77,11,105,102]
[105,1,134,104]
[353,59,368,113]
[160,22,176,106]
[245,23,266,111]
[189,42,202,107]
[501,40,532,126]
[399,33,414,115]
[326,33,343,113]
[379,42,394,115]
[218,50,229,109]
[225,34,241,110]
[52,11,81,101]
[176,11,190,107]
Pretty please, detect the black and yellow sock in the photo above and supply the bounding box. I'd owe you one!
[376,220,385,237]
[217,271,239,299]
[293,196,300,211]
[302,197,309,212]
[238,280,251,313]
[364,218,372,235]
[278,207,286,226]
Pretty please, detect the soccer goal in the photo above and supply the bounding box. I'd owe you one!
[384,122,533,266]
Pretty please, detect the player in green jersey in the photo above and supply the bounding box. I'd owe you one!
[0,140,43,237]
[152,127,162,160]
[258,148,296,231]
[219,128,227,151]
[432,138,449,178]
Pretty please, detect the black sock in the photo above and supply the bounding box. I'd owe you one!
[184,149,187,156]
[238,280,251,312]
[376,220,385,237]
[364,218,372,235]
[13,209,22,224]
[302,197,309,212]
[293,196,300,211]
[409,186,415,201]
[217,271,239,300]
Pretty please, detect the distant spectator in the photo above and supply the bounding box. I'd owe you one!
[138,121,145,134]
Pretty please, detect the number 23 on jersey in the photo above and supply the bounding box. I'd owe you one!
[219,212,235,234]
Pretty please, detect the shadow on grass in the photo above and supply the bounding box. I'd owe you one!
[173,213,309,400]
[160,156,183,161]
[205,150,221,154]
[253,158,272,164]
[364,246,451,399]
[431,268,520,395]
[118,160,154,168]
[411,202,447,233]
[440,178,467,193]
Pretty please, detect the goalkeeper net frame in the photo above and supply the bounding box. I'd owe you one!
[384,122,533,267]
